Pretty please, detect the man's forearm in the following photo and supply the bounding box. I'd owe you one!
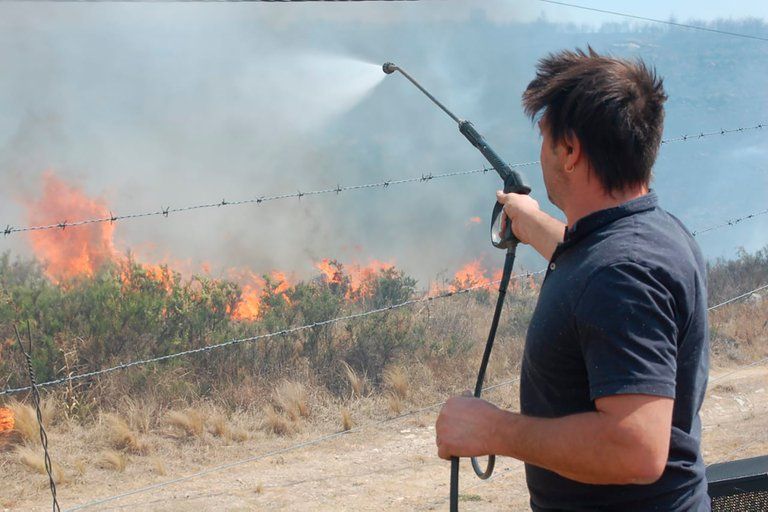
[516,209,565,262]
[488,408,665,485]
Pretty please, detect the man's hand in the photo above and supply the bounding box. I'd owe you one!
[496,190,565,261]
[435,395,500,460]
[496,190,541,245]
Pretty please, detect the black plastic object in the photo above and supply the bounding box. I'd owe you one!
[381,61,527,511]
[458,120,530,249]
[381,62,530,250]
[708,455,768,511]
[449,248,517,512]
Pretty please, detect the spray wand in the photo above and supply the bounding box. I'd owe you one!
[382,62,530,511]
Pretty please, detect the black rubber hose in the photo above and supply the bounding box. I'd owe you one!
[450,246,517,511]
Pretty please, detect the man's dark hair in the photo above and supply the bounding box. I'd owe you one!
[523,47,667,193]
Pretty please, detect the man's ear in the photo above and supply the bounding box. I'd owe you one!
[563,130,581,173]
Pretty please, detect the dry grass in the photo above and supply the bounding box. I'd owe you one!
[229,426,249,442]
[208,414,231,439]
[8,402,39,445]
[387,393,404,416]
[40,398,57,427]
[16,445,68,484]
[96,450,127,472]
[263,405,292,436]
[272,381,310,421]
[150,457,167,476]
[166,409,206,438]
[383,366,409,400]
[340,407,353,431]
[121,397,157,434]
[208,412,249,442]
[103,413,148,455]
[711,302,768,362]
[341,361,368,398]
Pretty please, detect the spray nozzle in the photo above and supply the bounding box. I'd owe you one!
[382,62,398,74]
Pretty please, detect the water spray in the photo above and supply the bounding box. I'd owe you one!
[383,62,531,512]
[382,62,530,249]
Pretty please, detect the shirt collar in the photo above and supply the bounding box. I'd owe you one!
[563,191,658,246]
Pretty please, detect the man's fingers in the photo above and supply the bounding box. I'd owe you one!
[496,190,507,203]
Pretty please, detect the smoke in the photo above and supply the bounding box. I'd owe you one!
[0,3,766,287]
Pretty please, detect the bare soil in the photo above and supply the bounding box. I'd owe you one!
[2,363,766,512]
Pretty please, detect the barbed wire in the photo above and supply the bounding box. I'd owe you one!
[3,265,765,399]
[15,325,61,512]
[2,122,763,237]
[661,124,765,144]
[691,209,768,237]
[0,270,545,397]
[63,377,520,511]
[51,281,768,509]
[0,162,537,236]
[708,283,768,310]
[538,0,768,42]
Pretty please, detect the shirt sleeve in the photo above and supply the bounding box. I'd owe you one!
[573,262,678,401]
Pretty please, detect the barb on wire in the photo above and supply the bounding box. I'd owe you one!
[3,122,763,237]
[661,124,764,144]
[57,280,768,512]
[691,208,768,237]
[64,377,519,512]
[14,324,61,512]
[0,270,546,397]
[538,0,768,42]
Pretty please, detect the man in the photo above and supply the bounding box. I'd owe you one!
[436,48,710,511]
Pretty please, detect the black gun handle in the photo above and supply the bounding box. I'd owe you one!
[491,179,530,249]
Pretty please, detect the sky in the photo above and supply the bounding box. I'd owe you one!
[0,1,766,286]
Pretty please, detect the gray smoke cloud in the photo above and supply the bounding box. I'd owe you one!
[0,2,766,286]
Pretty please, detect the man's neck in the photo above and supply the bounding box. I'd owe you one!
[563,185,648,227]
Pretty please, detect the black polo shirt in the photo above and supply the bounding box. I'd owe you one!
[520,192,710,511]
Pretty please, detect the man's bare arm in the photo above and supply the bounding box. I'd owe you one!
[496,191,565,261]
[436,394,673,485]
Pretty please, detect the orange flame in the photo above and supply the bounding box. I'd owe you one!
[28,172,118,284]
[0,407,13,433]
[467,216,482,225]
[22,172,525,322]
[315,258,394,299]
[231,270,293,321]
[347,260,394,298]
[315,259,344,286]
[452,260,489,290]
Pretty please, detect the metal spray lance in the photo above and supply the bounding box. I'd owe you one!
[382,62,531,512]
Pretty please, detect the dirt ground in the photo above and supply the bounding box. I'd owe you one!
[3,363,766,512]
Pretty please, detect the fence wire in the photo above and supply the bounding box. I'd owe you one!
[63,377,519,511]
[3,122,763,237]
[0,270,544,397]
[692,209,768,237]
[2,277,764,400]
[539,1,768,42]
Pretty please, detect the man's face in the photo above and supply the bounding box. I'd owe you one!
[538,118,567,209]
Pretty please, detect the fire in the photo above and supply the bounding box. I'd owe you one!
[28,172,118,284]
[452,260,489,289]
[314,258,394,299]
[467,216,482,225]
[449,259,514,293]
[231,270,293,321]
[347,260,394,298]
[315,259,344,286]
[21,172,531,323]
[0,407,13,433]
